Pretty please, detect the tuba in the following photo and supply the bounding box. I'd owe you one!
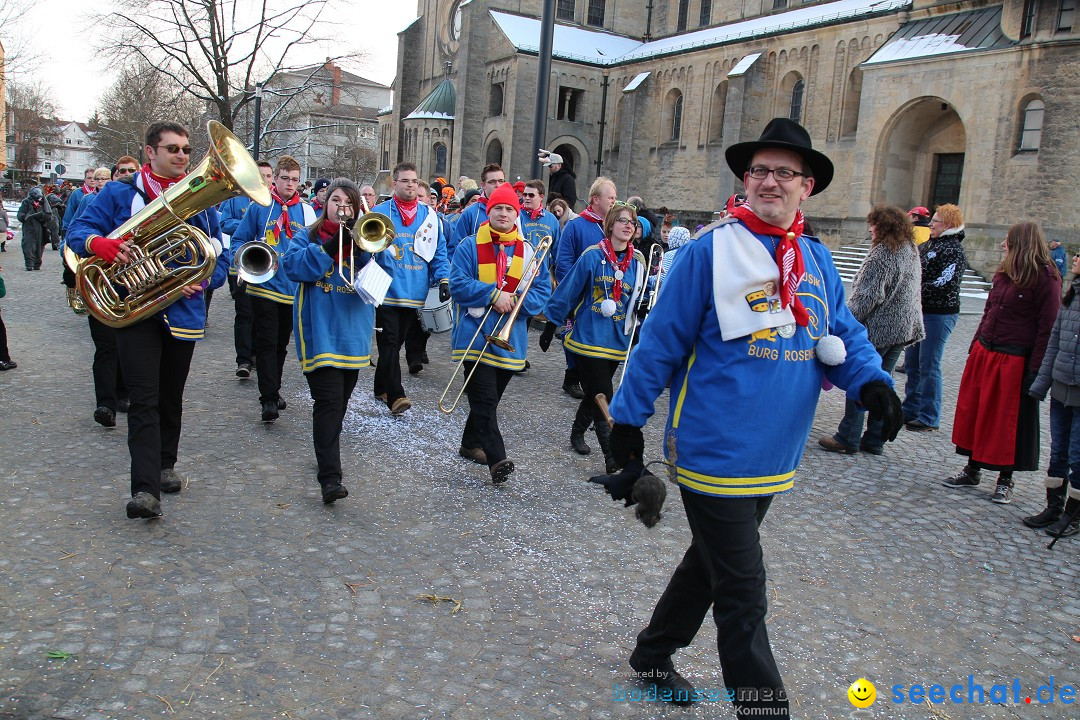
[71,121,272,328]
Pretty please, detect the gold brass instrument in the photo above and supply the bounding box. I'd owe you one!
[234,240,279,284]
[355,210,394,254]
[71,121,271,328]
[439,235,553,414]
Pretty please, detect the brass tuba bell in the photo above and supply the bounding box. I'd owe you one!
[73,121,272,328]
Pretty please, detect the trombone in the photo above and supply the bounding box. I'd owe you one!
[439,235,553,414]
[618,243,664,382]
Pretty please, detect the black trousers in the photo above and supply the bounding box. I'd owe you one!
[374,305,419,402]
[88,316,128,410]
[0,307,9,362]
[22,232,42,270]
[404,318,430,366]
[305,367,359,485]
[461,362,513,468]
[250,295,292,404]
[115,320,195,499]
[635,489,788,716]
[230,276,255,365]
[573,354,618,429]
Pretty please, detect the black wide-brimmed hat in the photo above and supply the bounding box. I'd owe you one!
[725,118,834,196]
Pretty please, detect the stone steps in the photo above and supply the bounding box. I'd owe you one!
[833,244,990,299]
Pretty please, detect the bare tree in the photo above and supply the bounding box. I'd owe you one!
[6,80,58,186]
[0,0,43,78]
[324,142,378,183]
[90,60,207,164]
[101,0,359,136]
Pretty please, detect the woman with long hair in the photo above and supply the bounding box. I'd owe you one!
[545,202,646,473]
[818,205,924,455]
[282,178,376,504]
[902,203,968,431]
[943,221,1060,503]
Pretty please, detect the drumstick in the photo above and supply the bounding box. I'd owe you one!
[595,393,615,429]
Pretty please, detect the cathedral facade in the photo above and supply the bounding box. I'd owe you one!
[382,0,1079,262]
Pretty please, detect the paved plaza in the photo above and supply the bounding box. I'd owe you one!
[0,252,1077,720]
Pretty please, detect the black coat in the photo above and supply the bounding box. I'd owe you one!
[548,167,577,209]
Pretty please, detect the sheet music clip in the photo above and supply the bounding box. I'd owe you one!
[353,258,392,306]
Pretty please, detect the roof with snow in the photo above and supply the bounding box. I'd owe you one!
[490,0,911,66]
[405,78,456,121]
[863,7,1014,65]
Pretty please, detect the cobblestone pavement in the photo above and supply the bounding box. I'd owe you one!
[0,251,1077,720]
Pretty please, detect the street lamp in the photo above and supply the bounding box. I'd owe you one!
[253,83,264,160]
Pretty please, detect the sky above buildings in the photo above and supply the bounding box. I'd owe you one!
[5,0,418,122]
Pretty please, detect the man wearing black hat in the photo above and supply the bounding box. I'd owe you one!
[311,178,330,214]
[606,118,903,713]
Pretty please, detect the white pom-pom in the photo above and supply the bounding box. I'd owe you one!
[816,334,847,366]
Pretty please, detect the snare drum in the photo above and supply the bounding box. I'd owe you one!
[418,286,453,333]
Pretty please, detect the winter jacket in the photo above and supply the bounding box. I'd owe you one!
[17,196,54,249]
[449,200,488,258]
[847,241,924,351]
[231,198,316,304]
[918,226,968,314]
[62,188,87,234]
[548,167,577,209]
[371,199,450,307]
[974,263,1060,374]
[1030,279,1080,402]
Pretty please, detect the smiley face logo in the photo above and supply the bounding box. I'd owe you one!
[848,678,876,708]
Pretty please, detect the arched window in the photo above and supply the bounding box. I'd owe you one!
[677,0,690,31]
[434,142,447,175]
[1019,99,1045,151]
[489,83,504,116]
[840,68,862,138]
[789,79,805,124]
[666,90,684,143]
[486,138,503,165]
[710,81,727,143]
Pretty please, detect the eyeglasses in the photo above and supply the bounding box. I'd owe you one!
[156,144,192,155]
[746,166,807,182]
[116,167,137,175]
[614,217,636,226]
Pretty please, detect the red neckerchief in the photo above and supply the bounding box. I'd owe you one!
[140,164,180,201]
[730,206,809,327]
[312,199,324,213]
[393,196,418,227]
[81,181,95,195]
[270,187,301,239]
[580,206,604,224]
[599,238,634,302]
[317,219,341,260]
[487,223,518,287]
[524,206,544,221]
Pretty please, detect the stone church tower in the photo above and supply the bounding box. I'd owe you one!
[384,0,1079,265]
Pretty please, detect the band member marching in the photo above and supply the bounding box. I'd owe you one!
[67,121,229,519]
[545,203,645,473]
[230,156,316,422]
[448,183,551,484]
[371,162,450,414]
[282,179,375,505]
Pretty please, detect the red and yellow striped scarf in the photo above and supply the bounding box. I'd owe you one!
[475,223,526,293]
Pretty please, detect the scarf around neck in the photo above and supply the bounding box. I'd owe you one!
[269,187,302,242]
[476,223,525,293]
[580,206,604,225]
[140,164,180,201]
[729,205,809,327]
[599,238,634,302]
[393,196,419,227]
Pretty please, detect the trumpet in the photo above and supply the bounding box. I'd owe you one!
[234,240,278,284]
[439,235,553,414]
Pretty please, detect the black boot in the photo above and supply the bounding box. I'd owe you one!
[571,410,591,455]
[1045,496,1080,538]
[1023,482,1066,528]
[594,420,618,474]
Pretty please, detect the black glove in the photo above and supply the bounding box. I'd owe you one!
[1022,371,1037,393]
[860,380,904,442]
[438,280,450,303]
[610,422,645,469]
[538,321,556,352]
[588,458,644,504]
[636,301,649,321]
[344,217,357,231]
[321,234,340,255]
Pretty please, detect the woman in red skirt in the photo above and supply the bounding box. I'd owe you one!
[943,222,1061,502]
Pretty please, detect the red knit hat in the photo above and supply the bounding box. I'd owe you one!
[486,182,521,214]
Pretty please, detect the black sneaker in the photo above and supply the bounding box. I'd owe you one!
[408,361,423,375]
[991,483,1014,504]
[126,492,162,519]
[261,400,279,423]
[628,651,696,705]
[490,459,515,484]
[942,469,980,488]
[94,406,117,428]
[321,482,349,504]
[160,468,183,494]
[116,398,130,413]
[236,362,251,378]
[277,398,287,410]
[562,382,585,400]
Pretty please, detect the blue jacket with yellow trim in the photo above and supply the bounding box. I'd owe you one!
[449,235,551,371]
[372,199,450,308]
[62,187,87,234]
[219,196,254,275]
[519,209,560,273]
[65,173,226,341]
[231,198,315,304]
[282,226,375,373]
[555,214,604,282]
[609,223,891,498]
[449,200,487,258]
[545,243,644,362]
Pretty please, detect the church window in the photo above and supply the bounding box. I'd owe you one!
[1021,0,1036,37]
[774,0,788,9]
[434,143,447,176]
[587,0,605,26]
[699,0,712,26]
[1019,99,1044,151]
[1059,0,1075,30]
[489,83,504,116]
[558,86,585,122]
[710,81,727,143]
[666,89,684,143]
[677,0,690,31]
[556,0,575,21]
[840,68,862,138]
[789,79,804,125]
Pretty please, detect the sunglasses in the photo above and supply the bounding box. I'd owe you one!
[156,144,193,155]
[613,200,638,211]
[116,167,137,175]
